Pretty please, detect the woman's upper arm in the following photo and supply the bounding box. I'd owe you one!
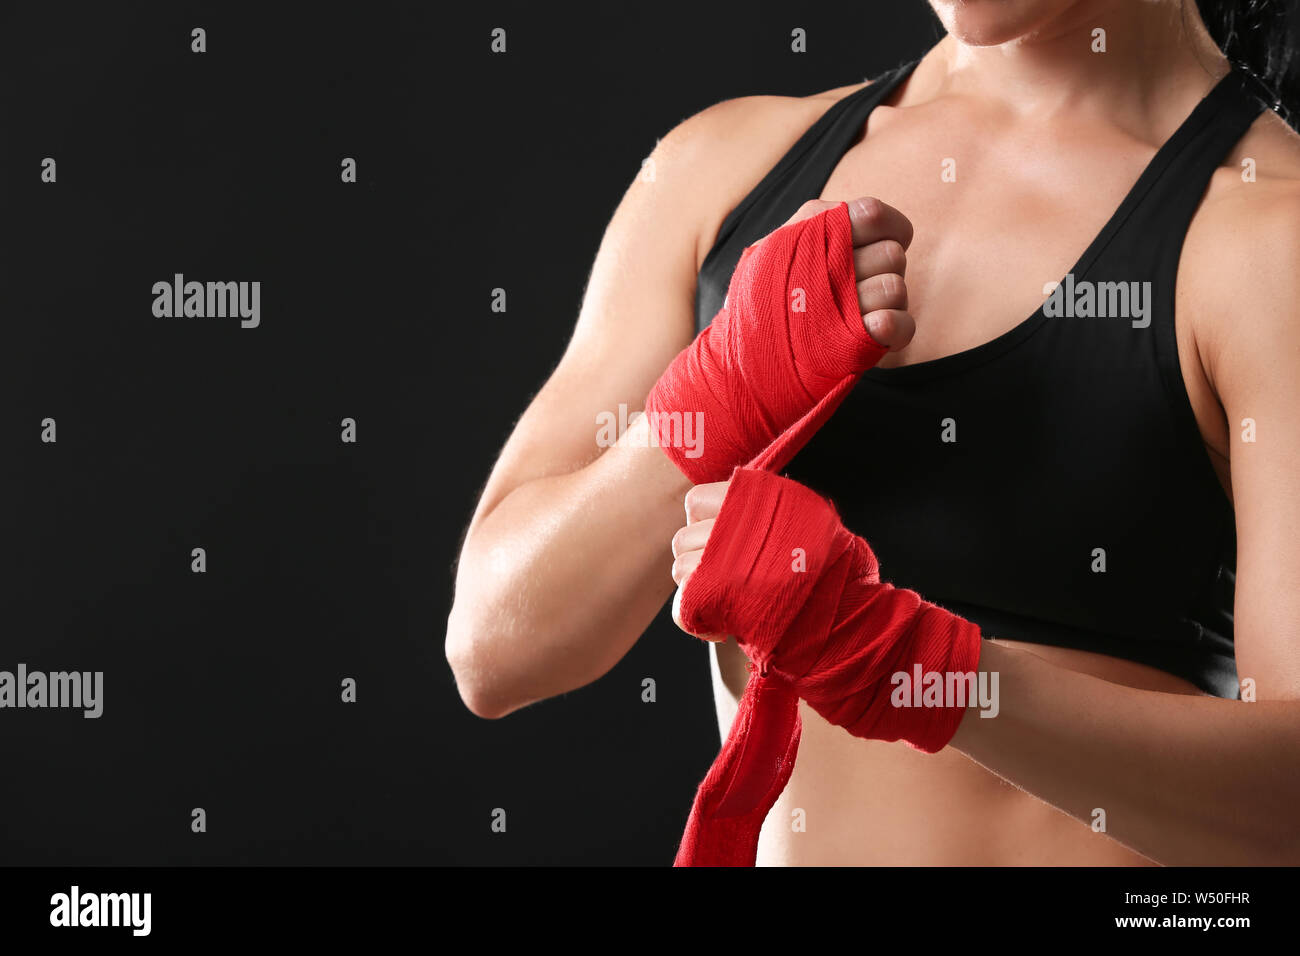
[1195,183,1300,700]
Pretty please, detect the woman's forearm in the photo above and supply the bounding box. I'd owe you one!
[446,413,690,718]
[951,640,1300,864]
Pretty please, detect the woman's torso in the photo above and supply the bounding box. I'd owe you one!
[696,50,1273,865]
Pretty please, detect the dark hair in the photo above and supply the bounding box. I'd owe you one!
[1194,0,1300,122]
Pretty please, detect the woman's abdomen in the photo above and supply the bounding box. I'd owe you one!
[710,637,1199,866]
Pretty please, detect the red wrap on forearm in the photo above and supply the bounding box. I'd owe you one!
[645,203,981,866]
[644,202,887,483]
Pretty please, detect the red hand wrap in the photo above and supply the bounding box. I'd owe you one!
[644,202,887,483]
[674,469,982,866]
[646,203,982,866]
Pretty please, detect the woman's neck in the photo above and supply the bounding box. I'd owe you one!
[917,0,1230,123]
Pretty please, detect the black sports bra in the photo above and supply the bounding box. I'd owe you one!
[694,58,1273,698]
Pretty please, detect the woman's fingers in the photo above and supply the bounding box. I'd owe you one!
[857,270,907,314]
[683,481,729,524]
[854,238,908,280]
[671,485,727,641]
[864,308,916,352]
[846,201,914,352]
[671,518,714,560]
[779,198,916,353]
[846,196,914,250]
[671,577,729,643]
[670,546,703,585]
[672,481,727,641]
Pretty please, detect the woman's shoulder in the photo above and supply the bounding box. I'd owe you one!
[1193,107,1300,226]
[1180,109,1300,375]
[1186,109,1300,269]
[652,80,871,270]
[668,79,869,150]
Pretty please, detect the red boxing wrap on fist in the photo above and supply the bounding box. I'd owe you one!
[644,202,887,483]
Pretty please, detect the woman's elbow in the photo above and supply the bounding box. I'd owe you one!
[444,604,526,720]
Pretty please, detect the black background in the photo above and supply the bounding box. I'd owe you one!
[0,2,938,865]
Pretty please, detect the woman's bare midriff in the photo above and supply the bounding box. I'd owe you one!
[711,637,1203,865]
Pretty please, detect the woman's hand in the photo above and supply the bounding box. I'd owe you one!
[782,196,917,351]
[645,197,918,487]
[670,480,731,641]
